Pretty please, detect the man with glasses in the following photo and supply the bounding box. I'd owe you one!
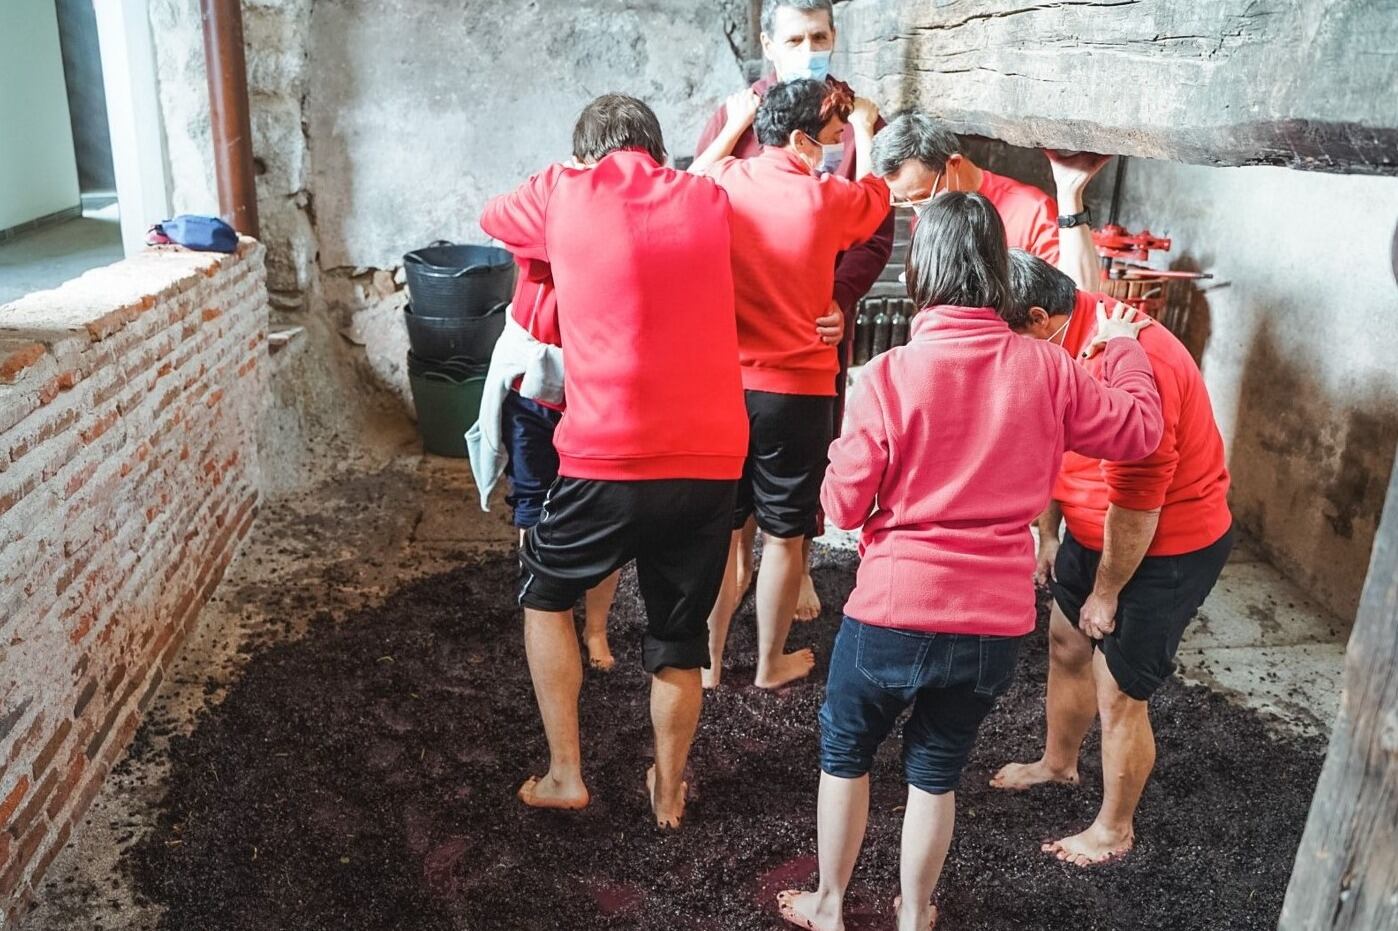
[873,111,1062,264]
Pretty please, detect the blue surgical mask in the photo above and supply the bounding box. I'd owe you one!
[819,143,843,174]
[780,48,832,83]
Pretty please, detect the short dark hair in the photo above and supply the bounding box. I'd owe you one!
[873,112,962,176]
[761,0,834,36]
[572,94,666,166]
[1005,249,1078,330]
[906,192,1010,314]
[754,78,851,147]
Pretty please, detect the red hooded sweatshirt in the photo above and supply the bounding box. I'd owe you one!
[1054,290,1232,555]
[481,150,748,481]
[706,149,890,395]
[823,306,1163,637]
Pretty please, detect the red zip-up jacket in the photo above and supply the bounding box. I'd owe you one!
[707,148,890,395]
[695,73,894,319]
[1054,290,1232,555]
[481,150,748,481]
[823,306,1163,636]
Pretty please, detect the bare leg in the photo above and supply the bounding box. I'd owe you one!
[703,531,743,689]
[1045,650,1151,865]
[794,536,821,622]
[735,516,758,598]
[754,533,817,689]
[991,604,1093,789]
[582,570,621,671]
[777,772,869,931]
[518,608,590,810]
[648,665,702,829]
[895,786,953,931]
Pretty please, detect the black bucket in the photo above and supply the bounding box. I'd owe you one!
[404,302,507,363]
[403,241,516,318]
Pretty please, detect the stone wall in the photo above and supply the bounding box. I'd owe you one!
[0,242,268,924]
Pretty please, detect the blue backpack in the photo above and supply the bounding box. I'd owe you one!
[151,215,239,253]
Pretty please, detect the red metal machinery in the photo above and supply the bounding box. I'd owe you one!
[1092,224,1211,333]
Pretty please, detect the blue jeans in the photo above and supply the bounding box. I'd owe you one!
[820,617,1024,794]
[502,391,563,529]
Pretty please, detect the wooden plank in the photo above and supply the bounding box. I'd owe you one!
[1280,442,1398,930]
[834,0,1398,175]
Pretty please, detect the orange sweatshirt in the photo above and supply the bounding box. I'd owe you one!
[707,148,890,395]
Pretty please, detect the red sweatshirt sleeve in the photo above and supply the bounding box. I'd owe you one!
[1026,196,1061,265]
[480,164,567,264]
[1102,357,1180,509]
[1061,339,1163,464]
[821,373,890,530]
[833,175,893,252]
[831,116,895,316]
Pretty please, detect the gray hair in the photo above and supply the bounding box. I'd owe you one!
[1005,249,1078,330]
[872,112,962,176]
[761,0,835,36]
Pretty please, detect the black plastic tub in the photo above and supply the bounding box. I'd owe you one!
[403,242,516,318]
[403,302,507,363]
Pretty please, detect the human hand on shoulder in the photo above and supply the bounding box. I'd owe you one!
[1084,300,1151,358]
[725,89,760,132]
[849,97,880,135]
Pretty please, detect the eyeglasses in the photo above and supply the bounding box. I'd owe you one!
[889,171,944,210]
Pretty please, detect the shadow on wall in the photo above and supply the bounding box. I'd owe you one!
[1230,324,1398,626]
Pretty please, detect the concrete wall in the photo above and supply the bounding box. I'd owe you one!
[0,242,268,923]
[1113,162,1398,621]
[0,0,81,231]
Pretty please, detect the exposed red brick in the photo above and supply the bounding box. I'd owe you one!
[0,774,30,825]
[63,461,98,498]
[0,343,46,385]
[46,752,86,822]
[79,409,121,444]
[201,307,223,322]
[32,819,71,883]
[36,376,61,405]
[8,770,57,841]
[205,387,225,408]
[31,719,72,778]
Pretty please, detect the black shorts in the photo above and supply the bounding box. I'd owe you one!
[734,390,834,539]
[502,391,562,529]
[519,477,738,673]
[1052,524,1234,700]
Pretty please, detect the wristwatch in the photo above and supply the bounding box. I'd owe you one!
[1058,208,1092,229]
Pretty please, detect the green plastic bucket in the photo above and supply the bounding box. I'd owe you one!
[409,369,486,458]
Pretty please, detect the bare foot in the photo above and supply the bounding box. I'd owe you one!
[794,572,821,622]
[1042,821,1134,867]
[701,665,722,690]
[893,895,938,930]
[584,630,615,671]
[517,772,589,811]
[990,759,1080,791]
[755,649,816,690]
[776,889,842,931]
[646,765,687,830]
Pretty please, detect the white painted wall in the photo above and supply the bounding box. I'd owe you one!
[0,0,81,231]
[1116,162,1398,621]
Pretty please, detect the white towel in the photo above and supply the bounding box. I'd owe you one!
[464,313,565,510]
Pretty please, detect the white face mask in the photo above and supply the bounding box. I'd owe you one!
[892,171,943,216]
[1048,316,1071,345]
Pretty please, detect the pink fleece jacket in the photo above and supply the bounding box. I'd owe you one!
[822,305,1164,637]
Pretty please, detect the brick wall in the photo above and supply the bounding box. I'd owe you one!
[0,240,268,924]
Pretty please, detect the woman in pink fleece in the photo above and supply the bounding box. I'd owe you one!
[776,192,1163,931]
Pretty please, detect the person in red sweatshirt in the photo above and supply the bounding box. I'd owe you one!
[991,250,1234,868]
[777,193,1162,931]
[695,0,896,623]
[872,111,1061,263]
[501,267,619,671]
[691,78,890,690]
[479,94,748,830]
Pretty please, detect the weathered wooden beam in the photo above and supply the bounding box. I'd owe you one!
[1279,442,1398,930]
[834,0,1398,174]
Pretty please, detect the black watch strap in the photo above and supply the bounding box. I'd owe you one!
[1058,208,1092,229]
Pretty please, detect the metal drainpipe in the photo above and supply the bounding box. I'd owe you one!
[200,0,259,237]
